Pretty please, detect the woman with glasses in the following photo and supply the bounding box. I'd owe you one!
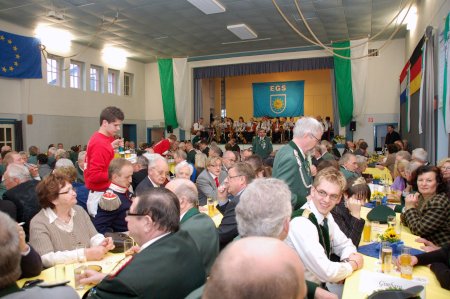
[402,165,450,247]
[29,173,114,268]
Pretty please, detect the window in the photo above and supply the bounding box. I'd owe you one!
[47,55,63,86]
[90,65,103,92]
[69,60,84,89]
[124,72,133,96]
[107,69,119,94]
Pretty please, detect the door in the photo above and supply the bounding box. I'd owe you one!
[373,123,398,151]
[122,124,137,145]
[0,124,15,150]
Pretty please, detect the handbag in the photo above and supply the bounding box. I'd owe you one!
[105,232,133,253]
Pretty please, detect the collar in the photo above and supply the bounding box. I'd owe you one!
[208,171,218,180]
[44,207,76,224]
[180,207,200,224]
[289,140,306,160]
[0,283,22,297]
[139,232,171,252]
[147,176,159,187]
[304,200,327,226]
[108,183,128,193]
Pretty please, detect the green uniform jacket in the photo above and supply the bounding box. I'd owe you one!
[88,230,206,299]
[180,207,219,275]
[339,166,359,180]
[273,141,311,210]
[252,136,273,159]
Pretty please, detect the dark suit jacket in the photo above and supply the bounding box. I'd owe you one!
[20,245,43,278]
[217,193,241,249]
[187,149,196,165]
[135,177,155,197]
[88,230,206,299]
[3,180,40,237]
[196,169,227,206]
[180,208,219,275]
[132,169,147,190]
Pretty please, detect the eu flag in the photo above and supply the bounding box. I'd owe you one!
[253,81,304,117]
[0,30,42,79]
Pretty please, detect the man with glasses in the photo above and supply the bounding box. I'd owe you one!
[216,162,255,249]
[273,117,323,210]
[81,188,206,299]
[285,168,363,290]
[135,154,169,196]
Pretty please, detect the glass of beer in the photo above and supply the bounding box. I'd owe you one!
[363,222,371,242]
[399,247,413,279]
[74,265,86,290]
[207,198,215,217]
[381,242,393,273]
[371,221,380,242]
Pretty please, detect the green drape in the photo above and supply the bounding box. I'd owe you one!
[332,41,353,127]
[158,58,178,129]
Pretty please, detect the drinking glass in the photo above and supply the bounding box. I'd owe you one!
[371,221,380,242]
[76,244,87,264]
[124,239,134,255]
[363,222,371,242]
[381,242,393,273]
[207,197,215,217]
[399,247,413,279]
[74,265,87,290]
[54,263,66,281]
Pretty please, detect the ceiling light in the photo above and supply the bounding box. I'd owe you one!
[187,0,225,14]
[227,24,258,40]
[102,46,128,68]
[35,24,72,53]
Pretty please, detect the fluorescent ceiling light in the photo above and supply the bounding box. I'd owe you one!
[227,24,258,40]
[187,0,225,14]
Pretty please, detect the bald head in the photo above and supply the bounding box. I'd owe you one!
[165,178,199,213]
[203,237,306,299]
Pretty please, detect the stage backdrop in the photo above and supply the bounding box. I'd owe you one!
[252,81,304,117]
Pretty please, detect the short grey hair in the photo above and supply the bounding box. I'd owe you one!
[55,149,69,160]
[146,154,168,169]
[293,117,323,139]
[55,158,74,168]
[411,148,428,163]
[6,164,31,181]
[236,178,292,238]
[48,146,57,155]
[406,160,422,175]
[339,153,355,166]
[175,161,194,176]
[174,149,187,161]
[77,151,86,163]
[0,211,21,288]
[171,178,199,206]
[136,155,149,168]
[396,150,411,161]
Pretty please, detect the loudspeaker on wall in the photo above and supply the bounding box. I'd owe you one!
[167,125,173,133]
[350,121,356,131]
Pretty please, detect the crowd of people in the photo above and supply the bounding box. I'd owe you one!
[0,106,449,298]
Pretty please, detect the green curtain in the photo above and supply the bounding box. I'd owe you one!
[332,41,353,127]
[158,58,178,129]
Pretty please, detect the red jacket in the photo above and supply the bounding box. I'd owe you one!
[153,139,171,156]
[84,131,114,191]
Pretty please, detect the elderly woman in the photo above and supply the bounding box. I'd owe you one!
[29,173,114,267]
[175,161,194,180]
[437,158,450,197]
[331,176,371,248]
[402,166,450,247]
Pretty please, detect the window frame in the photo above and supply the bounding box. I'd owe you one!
[69,60,84,90]
[46,55,63,86]
[107,68,120,95]
[123,72,133,96]
[90,65,103,92]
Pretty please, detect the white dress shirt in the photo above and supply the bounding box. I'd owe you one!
[285,200,356,284]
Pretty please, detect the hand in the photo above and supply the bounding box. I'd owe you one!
[395,255,418,268]
[217,181,229,202]
[347,197,362,219]
[17,225,29,253]
[405,193,419,210]
[111,138,124,149]
[348,253,364,270]
[79,269,107,285]
[314,287,338,299]
[415,237,440,252]
[100,237,115,251]
[310,165,318,177]
[86,246,108,261]
[125,245,140,256]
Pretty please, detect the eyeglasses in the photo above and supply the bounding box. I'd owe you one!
[228,175,243,180]
[59,187,75,195]
[441,167,450,171]
[126,210,147,217]
[315,188,341,201]
[309,134,321,143]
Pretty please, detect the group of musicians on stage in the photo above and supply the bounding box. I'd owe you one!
[191,115,333,144]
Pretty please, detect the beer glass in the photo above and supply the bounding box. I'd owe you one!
[363,222,371,242]
[381,242,393,273]
[207,198,215,217]
[387,215,396,228]
[399,247,413,279]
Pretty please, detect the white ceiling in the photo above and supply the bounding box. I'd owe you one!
[0,0,407,62]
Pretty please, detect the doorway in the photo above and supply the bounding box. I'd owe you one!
[122,124,137,145]
[373,123,398,151]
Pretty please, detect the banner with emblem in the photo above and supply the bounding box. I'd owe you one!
[252,81,304,117]
[0,30,42,79]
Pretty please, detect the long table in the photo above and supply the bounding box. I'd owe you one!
[342,207,450,299]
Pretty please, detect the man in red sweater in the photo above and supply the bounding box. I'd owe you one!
[85,106,125,217]
[153,134,177,156]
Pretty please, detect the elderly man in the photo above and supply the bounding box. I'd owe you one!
[135,154,169,196]
[411,148,429,165]
[286,168,363,288]
[216,162,255,249]
[166,178,219,275]
[235,178,339,299]
[174,149,196,181]
[0,211,77,299]
[252,128,273,159]
[93,158,134,234]
[85,106,125,217]
[3,164,40,237]
[131,155,148,190]
[203,237,307,299]
[196,157,227,206]
[222,150,237,172]
[76,150,86,183]
[273,117,323,209]
[185,141,197,165]
[339,153,360,180]
[81,188,206,299]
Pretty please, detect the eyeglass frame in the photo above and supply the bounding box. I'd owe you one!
[309,133,321,143]
[126,210,148,217]
[314,187,341,201]
[58,187,75,195]
[228,174,243,180]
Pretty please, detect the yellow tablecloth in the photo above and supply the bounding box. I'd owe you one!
[363,167,392,181]
[342,207,450,299]
[17,253,126,297]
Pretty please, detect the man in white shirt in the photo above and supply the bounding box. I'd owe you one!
[285,167,363,286]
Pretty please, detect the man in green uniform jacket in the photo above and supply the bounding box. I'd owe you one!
[273,117,323,210]
[252,128,273,160]
[82,188,206,299]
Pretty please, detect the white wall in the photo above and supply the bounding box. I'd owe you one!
[0,19,147,150]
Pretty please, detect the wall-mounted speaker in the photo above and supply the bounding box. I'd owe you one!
[350,121,356,131]
[167,125,173,133]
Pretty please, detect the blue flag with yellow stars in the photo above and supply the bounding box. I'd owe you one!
[253,81,304,117]
[0,30,42,78]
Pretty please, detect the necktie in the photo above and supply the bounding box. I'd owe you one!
[321,218,329,236]
[214,177,219,187]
